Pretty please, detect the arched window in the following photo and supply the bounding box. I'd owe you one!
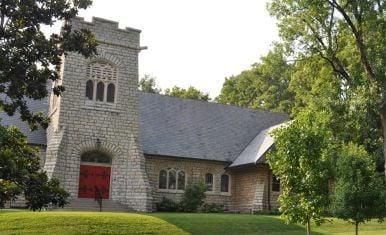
[221,174,230,193]
[168,170,176,189]
[107,83,115,103]
[177,171,185,190]
[81,151,111,164]
[96,81,104,102]
[159,170,167,189]
[205,173,213,191]
[272,175,280,192]
[85,80,94,100]
[86,61,117,104]
[158,169,186,190]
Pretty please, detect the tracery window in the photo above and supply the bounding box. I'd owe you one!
[81,151,112,164]
[159,170,167,189]
[220,174,230,193]
[96,81,105,101]
[205,173,213,191]
[177,171,185,190]
[272,175,280,192]
[85,61,117,104]
[158,169,186,190]
[85,80,94,100]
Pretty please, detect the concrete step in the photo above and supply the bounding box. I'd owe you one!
[59,198,130,212]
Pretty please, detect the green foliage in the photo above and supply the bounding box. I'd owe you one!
[139,75,162,94]
[0,179,21,208]
[0,125,69,210]
[180,182,206,212]
[216,44,294,114]
[267,110,332,231]
[267,0,386,175]
[165,86,210,101]
[332,143,386,234]
[156,197,180,212]
[0,0,97,129]
[24,175,69,211]
[201,203,224,213]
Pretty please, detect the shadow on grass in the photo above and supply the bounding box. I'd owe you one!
[152,213,325,235]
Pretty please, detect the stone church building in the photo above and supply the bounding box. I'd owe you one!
[1,17,287,212]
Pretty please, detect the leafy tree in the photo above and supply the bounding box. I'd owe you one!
[165,86,210,101]
[268,0,386,176]
[0,0,97,130]
[0,125,69,210]
[332,143,386,235]
[267,110,332,235]
[139,75,161,94]
[217,44,294,114]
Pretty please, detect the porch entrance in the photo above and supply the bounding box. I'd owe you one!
[78,151,112,199]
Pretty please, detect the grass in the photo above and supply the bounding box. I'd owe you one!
[0,210,185,235]
[1,210,386,234]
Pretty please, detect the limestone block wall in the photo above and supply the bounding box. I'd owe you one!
[44,17,152,211]
[145,155,233,211]
[230,164,280,213]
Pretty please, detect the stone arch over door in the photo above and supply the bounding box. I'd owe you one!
[73,139,123,199]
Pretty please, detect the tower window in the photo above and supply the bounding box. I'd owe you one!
[107,83,115,103]
[85,80,94,100]
[96,81,104,102]
[86,61,117,104]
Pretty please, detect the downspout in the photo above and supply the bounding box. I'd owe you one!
[267,170,271,211]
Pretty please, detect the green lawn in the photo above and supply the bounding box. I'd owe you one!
[1,210,386,235]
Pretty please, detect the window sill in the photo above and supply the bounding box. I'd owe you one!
[204,191,232,196]
[157,189,185,194]
[83,100,120,113]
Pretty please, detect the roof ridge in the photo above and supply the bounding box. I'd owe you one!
[138,91,287,116]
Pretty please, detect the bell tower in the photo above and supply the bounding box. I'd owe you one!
[44,17,152,211]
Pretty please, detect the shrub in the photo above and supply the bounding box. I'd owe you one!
[253,209,281,215]
[180,182,206,212]
[156,197,179,212]
[202,203,224,213]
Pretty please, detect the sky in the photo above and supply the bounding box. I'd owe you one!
[51,0,279,98]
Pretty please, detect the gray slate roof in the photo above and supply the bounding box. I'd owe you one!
[229,122,288,167]
[1,92,287,164]
[0,98,48,145]
[138,92,287,162]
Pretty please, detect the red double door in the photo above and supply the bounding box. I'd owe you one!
[78,164,111,199]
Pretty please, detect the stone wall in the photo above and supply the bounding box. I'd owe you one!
[231,164,280,213]
[43,17,152,211]
[145,155,233,211]
[145,156,281,212]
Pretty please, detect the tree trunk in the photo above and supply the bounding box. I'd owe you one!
[381,111,386,179]
[307,220,311,235]
[355,221,359,235]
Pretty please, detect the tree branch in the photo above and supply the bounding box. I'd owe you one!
[326,0,377,81]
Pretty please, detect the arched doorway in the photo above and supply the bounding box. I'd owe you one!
[78,151,112,199]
